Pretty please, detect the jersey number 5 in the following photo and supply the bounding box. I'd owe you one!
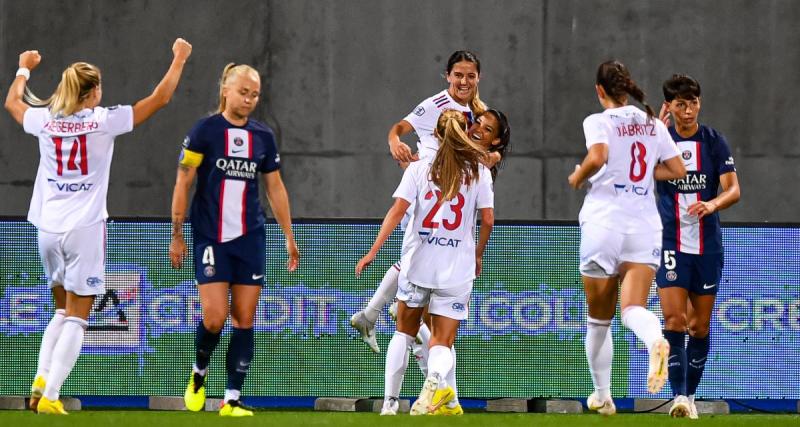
[421,190,464,230]
[53,135,88,176]
[629,141,647,182]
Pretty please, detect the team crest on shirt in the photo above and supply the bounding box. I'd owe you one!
[682,150,692,160]
[234,137,244,146]
[666,271,678,281]
[203,266,216,277]
[414,106,425,116]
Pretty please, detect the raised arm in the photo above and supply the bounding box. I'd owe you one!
[388,120,418,163]
[169,164,197,269]
[263,170,300,272]
[132,38,192,127]
[5,50,41,125]
[355,197,411,277]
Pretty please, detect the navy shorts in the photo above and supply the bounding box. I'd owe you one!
[656,250,723,295]
[193,228,266,285]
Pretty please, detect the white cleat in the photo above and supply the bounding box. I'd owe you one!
[688,401,699,419]
[388,301,398,322]
[349,311,379,353]
[410,375,439,416]
[669,395,691,418]
[586,392,616,415]
[380,398,399,415]
[647,338,670,394]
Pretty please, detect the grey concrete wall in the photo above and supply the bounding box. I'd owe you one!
[0,0,797,221]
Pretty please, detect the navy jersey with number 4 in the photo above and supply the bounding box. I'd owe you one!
[182,114,280,243]
[656,124,735,254]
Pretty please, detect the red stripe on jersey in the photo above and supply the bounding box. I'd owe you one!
[247,131,253,159]
[241,184,247,236]
[218,179,226,243]
[675,193,681,252]
[53,137,64,176]
[695,141,702,171]
[433,94,447,102]
[697,193,704,254]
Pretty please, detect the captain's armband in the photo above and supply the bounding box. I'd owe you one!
[178,148,203,168]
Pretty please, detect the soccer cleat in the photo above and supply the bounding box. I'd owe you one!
[29,375,46,413]
[184,371,206,412]
[410,375,439,415]
[431,402,464,415]
[219,399,254,417]
[388,301,398,321]
[669,395,691,418]
[380,397,399,415]
[688,401,699,419]
[647,338,670,394]
[350,311,379,353]
[37,396,68,415]
[587,392,616,415]
[427,386,455,414]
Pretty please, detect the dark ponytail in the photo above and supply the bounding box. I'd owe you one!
[596,60,654,119]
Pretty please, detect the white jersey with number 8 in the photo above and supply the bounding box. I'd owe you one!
[393,160,494,290]
[579,105,680,234]
[23,106,134,233]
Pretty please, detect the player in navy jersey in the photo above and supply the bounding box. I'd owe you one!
[5,39,192,415]
[655,75,740,418]
[170,63,300,417]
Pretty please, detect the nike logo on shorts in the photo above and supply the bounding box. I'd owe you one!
[702,283,717,289]
[252,274,264,280]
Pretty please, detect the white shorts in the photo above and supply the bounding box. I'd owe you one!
[396,280,472,320]
[38,220,106,296]
[579,223,661,278]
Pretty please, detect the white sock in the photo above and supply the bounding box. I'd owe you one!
[445,346,459,407]
[585,316,613,400]
[688,394,695,404]
[364,264,400,323]
[192,364,207,377]
[35,309,66,379]
[223,389,240,403]
[384,332,414,399]
[43,317,87,401]
[412,323,431,377]
[427,345,453,389]
[621,305,663,351]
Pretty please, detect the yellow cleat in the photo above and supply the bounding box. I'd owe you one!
[37,397,68,415]
[431,402,464,415]
[219,400,254,417]
[29,375,46,413]
[427,386,455,414]
[184,372,206,412]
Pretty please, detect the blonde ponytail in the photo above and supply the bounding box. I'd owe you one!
[216,63,260,113]
[431,110,486,201]
[470,87,488,116]
[24,62,100,117]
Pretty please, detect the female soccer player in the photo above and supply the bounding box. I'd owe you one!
[568,60,687,416]
[356,110,495,416]
[655,75,740,419]
[4,38,192,415]
[170,63,300,417]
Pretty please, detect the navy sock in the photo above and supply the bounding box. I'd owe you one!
[195,321,221,371]
[686,334,710,396]
[663,329,687,396]
[225,327,254,392]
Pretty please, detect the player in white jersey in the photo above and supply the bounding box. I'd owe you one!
[350,51,495,353]
[356,110,494,416]
[567,60,686,415]
[4,38,192,415]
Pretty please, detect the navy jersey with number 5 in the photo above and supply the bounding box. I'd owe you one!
[181,114,280,243]
[656,124,736,254]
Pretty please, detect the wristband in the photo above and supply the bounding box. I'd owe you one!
[15,67,30,81]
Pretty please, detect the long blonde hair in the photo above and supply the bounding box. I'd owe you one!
[430,110,486,201]
[216,63,260,113]
[24,62,100,117]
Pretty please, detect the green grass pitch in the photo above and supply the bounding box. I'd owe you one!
[0,411,798,427]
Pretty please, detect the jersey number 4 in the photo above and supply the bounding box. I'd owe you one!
[421,190,464,230]
[53,135,88,176]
